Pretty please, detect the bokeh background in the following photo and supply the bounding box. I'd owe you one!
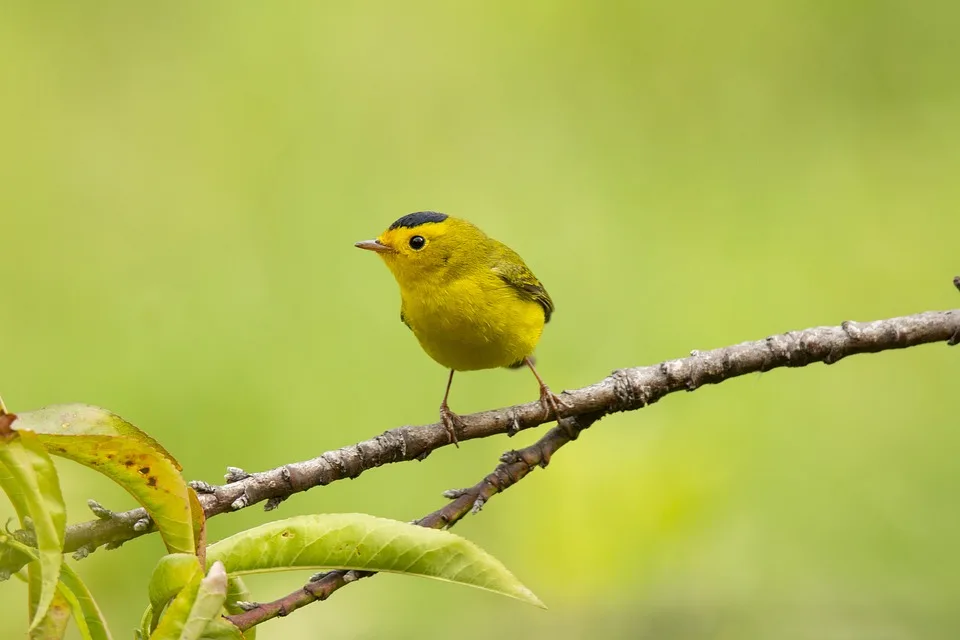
[2,2,958,638]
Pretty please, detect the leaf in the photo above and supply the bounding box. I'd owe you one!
[224,576,255,640]
[189,486,207,564]
[30,586,70,640]
[147,553,202,632]
[224,575,251,615]
[148,561,242,640]
[11,404,194,554]
[0,457,30,517]
[27,560,48,635]
[0,430,67,629]
[197,619,244,640]
[57,559,114,640]
[0,459,34,574]
[148,568,202,640]
[180,561,229,640]
[207,513,544,608]
[0,540,31,577]
[137,605,154,640]
[3,535,113,640]
[11,404,179,464]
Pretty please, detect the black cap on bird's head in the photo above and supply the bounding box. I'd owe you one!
[387,211,448,230]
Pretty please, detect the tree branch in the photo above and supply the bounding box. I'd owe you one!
[224,411,602,630]
[8,307,958,566]
[222,301,960,629]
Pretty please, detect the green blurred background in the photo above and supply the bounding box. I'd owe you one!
[2,1,958,638]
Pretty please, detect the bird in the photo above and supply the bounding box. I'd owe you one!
[355,211,566,445]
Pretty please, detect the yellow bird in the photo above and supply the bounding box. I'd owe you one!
[356,212,565,445]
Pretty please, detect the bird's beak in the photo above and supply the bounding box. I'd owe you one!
[354,239,394,254]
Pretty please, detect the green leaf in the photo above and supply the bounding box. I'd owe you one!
[0,459,33,574]
[3,535,113,640]
[0,539,31,577]
[57,559,114,640]
[148,568,202,640]
[224,576,255,640]
[147,561,242,640]
[0,457,30,518]
[147,553,202,632]
[137,605,153,640]
[180,561,230,640]
[0,430,67,629]
[197,619,243,640]
[207,513,544,608]
[11,404,194,554]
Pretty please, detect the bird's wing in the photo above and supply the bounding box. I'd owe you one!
[400,306,412,330]
[491,246,554,323]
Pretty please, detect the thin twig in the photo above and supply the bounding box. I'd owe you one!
[224,411,602,630]
[4,306,959,567]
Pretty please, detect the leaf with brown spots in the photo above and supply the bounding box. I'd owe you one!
[11,404,194,555]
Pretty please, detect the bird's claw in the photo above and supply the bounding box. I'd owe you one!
[439,404,464,448]
[538,385,570,422]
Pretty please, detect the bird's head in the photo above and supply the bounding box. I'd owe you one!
[355,212,486,287]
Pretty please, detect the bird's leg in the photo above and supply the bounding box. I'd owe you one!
[524,356,571,422]
[439,369,463,447]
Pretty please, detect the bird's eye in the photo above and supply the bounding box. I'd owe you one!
[409,235,426,250]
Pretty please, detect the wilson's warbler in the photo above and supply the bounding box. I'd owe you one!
[356,212,566,445]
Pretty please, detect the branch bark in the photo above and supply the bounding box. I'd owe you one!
[9,307,959,565]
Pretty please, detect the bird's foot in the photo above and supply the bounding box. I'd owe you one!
[439,403,464,448]
[537,384,571,422]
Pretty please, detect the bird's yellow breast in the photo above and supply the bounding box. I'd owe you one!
[399,270,545,372]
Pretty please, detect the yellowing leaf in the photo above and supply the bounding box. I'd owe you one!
[11,404,179,466]
[189,487,207,563]
[207,513,544,608]
[0,430,67,630]
[12,404,194,554]
[30,586,70,640]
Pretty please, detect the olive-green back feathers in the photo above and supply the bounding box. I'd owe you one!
[491,246,554,323]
